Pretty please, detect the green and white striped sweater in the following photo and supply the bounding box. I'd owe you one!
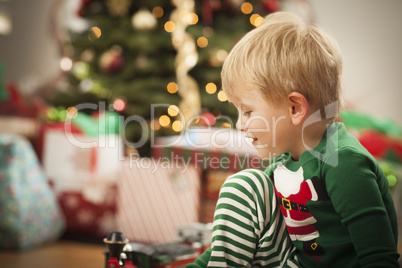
[187,169,299,268]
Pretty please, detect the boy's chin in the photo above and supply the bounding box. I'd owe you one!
[256,148,281,160]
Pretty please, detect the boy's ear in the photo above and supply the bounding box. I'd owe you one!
[287,92,308,126]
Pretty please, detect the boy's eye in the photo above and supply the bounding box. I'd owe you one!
[243,111,251,116]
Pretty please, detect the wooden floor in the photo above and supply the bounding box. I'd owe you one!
[0,241,106,268]
[1,240,402,267]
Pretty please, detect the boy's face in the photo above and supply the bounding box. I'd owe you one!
[233,89,294,159]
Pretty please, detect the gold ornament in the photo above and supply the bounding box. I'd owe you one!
[132,8,157,31]
[170,0,201,130]
[228,0,244,8]
[134,54,148,69]
[106,0,132,17]
[98,45,123,73]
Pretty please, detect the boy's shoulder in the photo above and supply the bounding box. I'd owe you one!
[321,122,377,168]
[224,169,275,190]
[220,169,275,202]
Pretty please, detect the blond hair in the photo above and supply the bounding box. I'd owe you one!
[221,12,343,115]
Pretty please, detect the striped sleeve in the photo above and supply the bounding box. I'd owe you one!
[186,247,211,268]
[207,169,299,268]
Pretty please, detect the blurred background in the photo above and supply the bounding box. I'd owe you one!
[0,0,401,156]
[0,0,401,267]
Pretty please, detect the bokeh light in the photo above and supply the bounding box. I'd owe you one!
[388,175,397,187]
[205,82,217,94]
[0,12,12,35]
[73,61,90,79]
[79,79,93,93]
[221,122,232,128]
[217,91,228,102]
[197,37,208,48]
[60,57,73,71]
[159,115,171,127]
[152,6,164,18]
[255,16,264,27]
[113,98,126,111]
[216,49,228,62]
[164,21,176,32]
[168,105,180,117]
[167,82,178,94]
[250,14,263,27]
[88,26,101,41]
[187,13,198,25]
[172,120,183,132]
[202,27,214,37]
[66,107,78,119]
[151,119,161,131]
[241,2,253,14]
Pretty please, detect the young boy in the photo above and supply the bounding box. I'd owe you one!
[188,168,299,267]
[188,11,399,267]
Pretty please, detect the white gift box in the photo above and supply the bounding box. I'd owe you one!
[42,129,124,204]
[115,158,201,244]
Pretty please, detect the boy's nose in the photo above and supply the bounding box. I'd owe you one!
[236,119,244,132]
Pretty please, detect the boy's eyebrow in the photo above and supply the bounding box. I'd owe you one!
[238,102,253,110]
[227,98,252,110]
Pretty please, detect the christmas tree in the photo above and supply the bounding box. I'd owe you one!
[45,0,280,156]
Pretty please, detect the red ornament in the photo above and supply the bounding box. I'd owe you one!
[108,54,124,74]
[202,0,213,24]
[210,0,222,10]
[99,50,125,74]
[199,112,216,126]
[77,0,93,17]
[261,0,280,13]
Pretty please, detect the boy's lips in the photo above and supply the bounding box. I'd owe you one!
[246,136,258,146]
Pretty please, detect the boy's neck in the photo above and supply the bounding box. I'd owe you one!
[290,119,333,161]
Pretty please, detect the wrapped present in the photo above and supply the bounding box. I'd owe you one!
[340,110,402,137]
[0,134,65,250]
[0,83,42,138]
[115,159,201,244]
[58,189,117,239]
[152,128,267,223]
[340,110,402,164]
[40,114,124,239]
[42,126,123,200]
[0,64,42,138]
[0,80,40,118]
[0,115,39,139]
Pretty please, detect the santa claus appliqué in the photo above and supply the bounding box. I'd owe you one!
[273,163,328,256]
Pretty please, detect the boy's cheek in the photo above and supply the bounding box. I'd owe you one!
[245,117,270,130]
